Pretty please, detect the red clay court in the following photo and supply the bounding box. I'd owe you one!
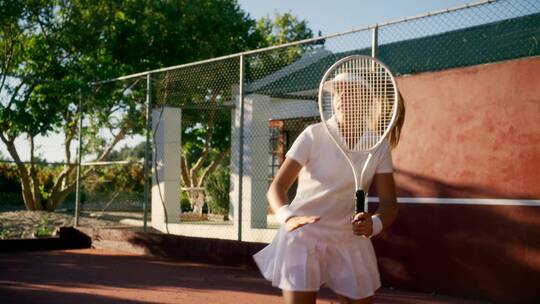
[0,247,490,304]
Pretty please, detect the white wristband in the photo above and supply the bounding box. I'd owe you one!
[370,215,383,238]
[276,205,294,224]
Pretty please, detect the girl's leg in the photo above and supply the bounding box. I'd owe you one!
[336,293,373,304]
[282,290,317,304]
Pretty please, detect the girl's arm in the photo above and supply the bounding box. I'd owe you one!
[267,157,302,213]
[267,157,320,230]
[373,172,398,229]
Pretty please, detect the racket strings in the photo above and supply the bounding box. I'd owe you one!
[322,57,396,152]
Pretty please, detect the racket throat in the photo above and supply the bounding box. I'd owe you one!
[355,189,365,213]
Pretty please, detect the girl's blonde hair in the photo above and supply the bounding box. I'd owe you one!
[387,90,405,149]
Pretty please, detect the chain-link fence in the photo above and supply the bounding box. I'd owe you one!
[75,77,149,230]
[79,0,540,242]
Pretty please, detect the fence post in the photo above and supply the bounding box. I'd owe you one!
[74,89,83,227]
[143,74,152,232]
[237,54,245,241]
[372,24,379,58]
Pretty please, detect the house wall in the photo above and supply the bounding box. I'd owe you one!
[269,98,319,120]
[371,56,540,303]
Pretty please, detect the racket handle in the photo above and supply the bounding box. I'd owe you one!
[355,190,365,213]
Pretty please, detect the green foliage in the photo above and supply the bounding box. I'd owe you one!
[107,142,146,161]
[0,0,71,140]
[0,163,60,207]
[180,190,192,212]
[0,161,144,208]
[246,12,318,82]
[204,166,230,215]
[37,167,58,200]
[0,163,21,194]
[255,12,314,48]
[0,193,24,208]
[83,164,144,194]
[35,215,53,238]
[64,0,262,78]
[0,228,8,239]
[181,108,232,166]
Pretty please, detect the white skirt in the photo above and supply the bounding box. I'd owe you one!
[253,225,381,299]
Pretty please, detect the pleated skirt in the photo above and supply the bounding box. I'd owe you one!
[253,225,381,300]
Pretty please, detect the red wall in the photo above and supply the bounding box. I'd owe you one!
[372,56,540,303]
[394,56,540,199]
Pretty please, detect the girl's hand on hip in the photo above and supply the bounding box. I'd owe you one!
[285,216,320,232]
[352,212,373,237]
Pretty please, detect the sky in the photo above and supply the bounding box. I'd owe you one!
[237,0,479,37]
[1,0,484,163]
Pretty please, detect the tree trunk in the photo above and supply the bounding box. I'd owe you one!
[0,133,39,210]
[182,148,230,215]
[28,135,43,209]
[186,188,206,215]
[46,181,78,211]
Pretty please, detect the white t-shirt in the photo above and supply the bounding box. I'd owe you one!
[285,121,393,232]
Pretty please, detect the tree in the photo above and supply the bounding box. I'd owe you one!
[0,0,282,211]
[107,142,146,162]
[0,0,78,211]
[171,12,315,214]
[254,12,314,48]
[246,12,319,82]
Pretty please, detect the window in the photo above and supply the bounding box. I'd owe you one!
[268,120,286,184]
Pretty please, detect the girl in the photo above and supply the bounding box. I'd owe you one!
[254,75,405,304]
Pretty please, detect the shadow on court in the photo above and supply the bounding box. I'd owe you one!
[0,248,489,304]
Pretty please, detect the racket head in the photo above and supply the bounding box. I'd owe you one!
[318,55,399,153]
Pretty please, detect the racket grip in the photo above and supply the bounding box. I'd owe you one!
[355,190,365,213]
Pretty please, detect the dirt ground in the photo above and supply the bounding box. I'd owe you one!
[0,248,490,304]
[0,210,140,239]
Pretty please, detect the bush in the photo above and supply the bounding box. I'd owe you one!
[180,190,192,212]
[0,193,25,210]
[0,163,62,209]
[204,166,230,215]
[0,163,22,194]
[83,164,144,194]
[0,162,145,210]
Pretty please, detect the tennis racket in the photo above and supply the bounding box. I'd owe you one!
[318,55,399,215]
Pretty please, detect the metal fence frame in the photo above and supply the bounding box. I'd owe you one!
[75,0,538,238]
